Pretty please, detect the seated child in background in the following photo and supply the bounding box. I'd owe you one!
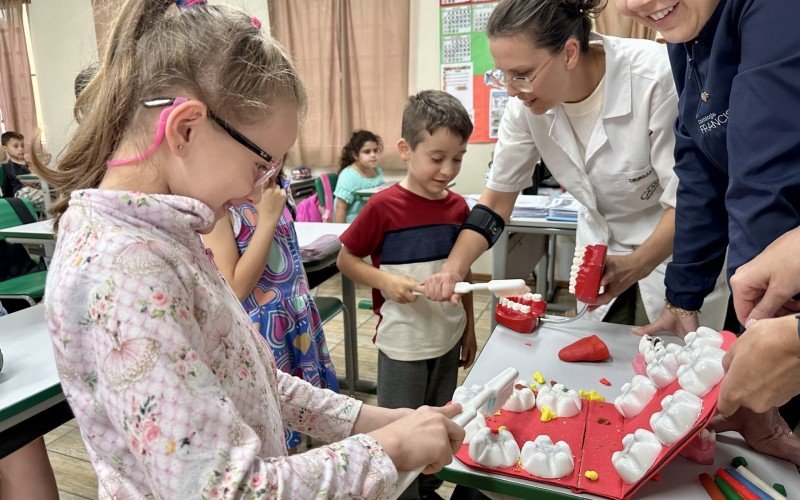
[203,172,340,452]
[333,129,384,222]
[337,90,476,499]
[1,131,44,213]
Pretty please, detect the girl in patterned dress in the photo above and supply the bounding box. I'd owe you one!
[203,174,339,452]
[34,1,465,498]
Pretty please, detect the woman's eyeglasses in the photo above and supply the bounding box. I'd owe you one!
[484,53,558,93]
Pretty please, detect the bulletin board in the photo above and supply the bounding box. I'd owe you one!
[439,0,508,143]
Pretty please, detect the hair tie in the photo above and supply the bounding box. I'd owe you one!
[175,0,206,8]
[250,16,262,29]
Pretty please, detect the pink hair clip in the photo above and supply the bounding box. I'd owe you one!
[250,16,262,29]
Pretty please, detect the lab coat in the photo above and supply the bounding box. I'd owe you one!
[488,33,728,327]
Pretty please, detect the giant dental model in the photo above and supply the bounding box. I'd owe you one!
[503,380,537,412]
[469,427,521,468]
[536,383,582,418]
[649,390,703,445]
[611,429,663,484]
[569,244,607,304]
[520,435,575,479]
[453,384,485,407]
[613,375,658,418]
[645,347,680,388]
[677,344,726,396]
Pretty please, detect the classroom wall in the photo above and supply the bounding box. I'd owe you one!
[409,0,495,276]
[27,0,97,160]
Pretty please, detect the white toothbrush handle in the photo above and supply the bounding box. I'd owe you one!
[413,282,480,296]
[392,408,477,499]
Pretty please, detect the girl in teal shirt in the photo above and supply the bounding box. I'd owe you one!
[333,130,384,222]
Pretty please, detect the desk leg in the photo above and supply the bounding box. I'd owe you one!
[545,235,557,302]
[338,275,377,395]
[491,228,510,329]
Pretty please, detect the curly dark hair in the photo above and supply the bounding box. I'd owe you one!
[338,130,382,173]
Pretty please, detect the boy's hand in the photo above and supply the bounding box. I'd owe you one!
[383,274,424,303]
[257,179,287,223]
[459,330,477,369]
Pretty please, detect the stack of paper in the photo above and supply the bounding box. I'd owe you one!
[510,195,550,218]
[547,194,580,222]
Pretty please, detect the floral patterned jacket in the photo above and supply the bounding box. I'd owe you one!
[45,190,397,499]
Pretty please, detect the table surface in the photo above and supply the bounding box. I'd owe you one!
[0,304,61,428]
[441,318,800,498]
[0,219,54,239]
[506,215,577,230]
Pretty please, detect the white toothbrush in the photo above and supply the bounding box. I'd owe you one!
[414,279,530,298]
[392,367,520,499]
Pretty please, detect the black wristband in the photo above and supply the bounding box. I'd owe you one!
[461,204,505,248]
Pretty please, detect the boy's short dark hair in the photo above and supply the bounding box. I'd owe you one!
[1,131,24,146]
[401,90,473,150]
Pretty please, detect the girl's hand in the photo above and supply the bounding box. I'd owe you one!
[631,306,698,338]
[257,179,287,223]
[590,254,645,309]
[383,274,424,304]
[368,404,465,474]
[460,330,477,369]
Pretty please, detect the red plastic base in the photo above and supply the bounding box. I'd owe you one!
[495,296,547,333]
[574,245,607,304]
[454,330,738,499]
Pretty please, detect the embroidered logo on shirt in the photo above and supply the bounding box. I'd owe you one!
[640,179,660,201]
[628,168,654,183]
[698,109,729,134]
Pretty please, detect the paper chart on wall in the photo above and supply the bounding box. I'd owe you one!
[472,2,498,32]
[442,63,474,120]
[489,88,508,139]
[442,34,472,64]
[441,4,472,34]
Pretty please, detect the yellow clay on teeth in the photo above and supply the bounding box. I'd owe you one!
[533,371,546,384]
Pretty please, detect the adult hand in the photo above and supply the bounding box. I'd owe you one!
[717,315,800,416]
[731,227,800,325]
[424,269,463,306]
[590,254,645,309]
[710,407,800,466]
[368,404,465,474]
[631,306,698,339]
[256,179,287,223]
[383,274,424,304]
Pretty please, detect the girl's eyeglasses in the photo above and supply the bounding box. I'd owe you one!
[108,97,282,187]
[484,53,558,93]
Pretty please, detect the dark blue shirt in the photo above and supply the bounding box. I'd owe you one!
[665,0,800,311]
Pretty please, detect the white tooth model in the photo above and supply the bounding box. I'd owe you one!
[666,326,725,366]
[453,384,485,406]
[469,427,521,468]
[520,435,574,479]
[645,348,680,388]
[677,345,726,396]
[463,412,488,445]
[536,384,582,418]
[611,429,663,484]
[503,380,537,412]
[613,375,658,418]
[638,334,664,356]
[650,390,703,445]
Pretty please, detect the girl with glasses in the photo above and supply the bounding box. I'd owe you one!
[32,1,464,498]
[425,0,729,330]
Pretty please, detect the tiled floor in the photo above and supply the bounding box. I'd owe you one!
[44,275,576,499]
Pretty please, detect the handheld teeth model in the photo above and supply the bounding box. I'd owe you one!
[677,345,726,396]
[649,390,703,445]
[611,429,663,484]
[495,293,547,333]
[569,244,607,304]
[520,435,575,479]
[502,380,537,412]
[536,383,582,418]
[613,375,657,418]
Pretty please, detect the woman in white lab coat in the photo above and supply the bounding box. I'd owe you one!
[425,0,728,327]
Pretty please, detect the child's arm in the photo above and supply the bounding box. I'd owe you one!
[460,269,477,369]
[334,197,348,223]
[337,246,424,303]
[203,181,286,300]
